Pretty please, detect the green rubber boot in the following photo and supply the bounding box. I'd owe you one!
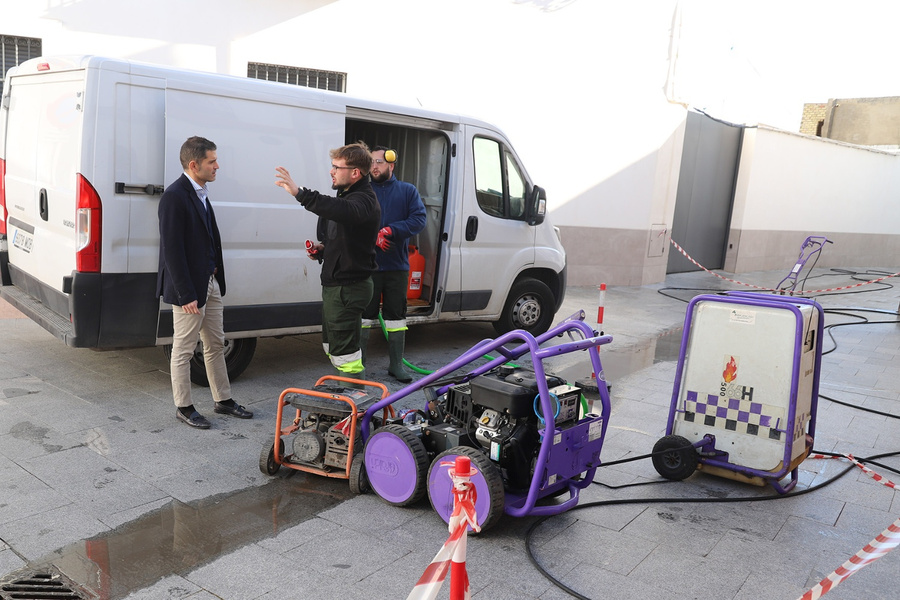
[335,366,367,389]
[387,331,412,383]
[359,327,370,369]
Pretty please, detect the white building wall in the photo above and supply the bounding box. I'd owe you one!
[4,0,689,286]
[7,1,897,286]
[726,126,900,274]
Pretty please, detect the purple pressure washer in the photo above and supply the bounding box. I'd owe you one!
[775,235,832,293]
[653,292,824,494]
[359,310,613,532]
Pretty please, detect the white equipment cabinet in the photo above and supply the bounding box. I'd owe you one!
[655,292,824,493]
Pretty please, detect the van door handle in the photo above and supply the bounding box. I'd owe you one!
[39,188,49,221]
[115,182,164,195]
[465,216,478,241]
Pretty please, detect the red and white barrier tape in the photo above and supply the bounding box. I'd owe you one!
[668,239,900,294]
[797,517,900,600]
[808,453,897,489]
[796,454,899,599]
[406,522,467,600]
[407,458,479,600]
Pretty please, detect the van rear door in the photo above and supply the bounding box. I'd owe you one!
[4,64,84,317]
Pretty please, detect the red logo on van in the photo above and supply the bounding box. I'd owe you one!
[723,357,738,383]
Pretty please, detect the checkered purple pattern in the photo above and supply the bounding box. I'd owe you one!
[682,391,785,440]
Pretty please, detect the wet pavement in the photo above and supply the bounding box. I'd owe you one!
[1,267,899,599]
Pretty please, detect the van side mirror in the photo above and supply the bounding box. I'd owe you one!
[527,185,546,226]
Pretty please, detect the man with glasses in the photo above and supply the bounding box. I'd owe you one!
[275,142,380,381]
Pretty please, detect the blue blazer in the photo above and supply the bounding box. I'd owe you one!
[156,173,226,308]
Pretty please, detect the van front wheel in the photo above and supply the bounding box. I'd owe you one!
[493,278,555,336]
[162,337,258,387]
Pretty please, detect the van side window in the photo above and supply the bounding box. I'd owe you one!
[506,151,526,219]
[473,136,528,221]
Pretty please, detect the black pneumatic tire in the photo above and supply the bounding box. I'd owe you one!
[651,435,699,481]
[348,452,370,495]
[163,337,257,386]
[427,446,506,533]
[259,438,284,476]
[493,277,556,336]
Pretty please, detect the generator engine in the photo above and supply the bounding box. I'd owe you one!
[285,386,382,471]
[415,366,583,491]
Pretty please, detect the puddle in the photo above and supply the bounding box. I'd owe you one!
[15,327,685,599]
[547,326,684,385]
[596,327,684,381]
[29,473,353,600]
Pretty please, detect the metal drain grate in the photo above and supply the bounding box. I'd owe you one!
[0,570,87,600]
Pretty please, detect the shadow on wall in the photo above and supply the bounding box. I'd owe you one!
[551,125,684,287]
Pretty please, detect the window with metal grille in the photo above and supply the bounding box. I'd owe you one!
[247,62,346,93]
[1,35,42,89]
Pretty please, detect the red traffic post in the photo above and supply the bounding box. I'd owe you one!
[448,456,478,600]
[597,283,607,325]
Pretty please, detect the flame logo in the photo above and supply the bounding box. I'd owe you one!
[723,357,738,383]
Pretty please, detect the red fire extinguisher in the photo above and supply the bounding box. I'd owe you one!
[408,245,425,299]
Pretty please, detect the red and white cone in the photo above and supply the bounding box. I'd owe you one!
[407,456,480,600]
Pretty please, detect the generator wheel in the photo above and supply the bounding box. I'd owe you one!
[162,337,257,387]
[349,452,370,495]
[259,438,284,476]
[652,435,698,481]
[427,446,505,533]
[364,424,429,506]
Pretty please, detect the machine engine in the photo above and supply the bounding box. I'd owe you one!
[411,366,583,491]
[286,386,382,470]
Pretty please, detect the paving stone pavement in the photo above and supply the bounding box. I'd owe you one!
[1,266,899,599]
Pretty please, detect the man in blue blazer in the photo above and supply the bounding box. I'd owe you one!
[157,136,252,428]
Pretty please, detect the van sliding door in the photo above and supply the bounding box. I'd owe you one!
[344,114,451,318]
[161,86,345,336]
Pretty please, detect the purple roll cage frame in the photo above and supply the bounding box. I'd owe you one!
[361,310,614,518]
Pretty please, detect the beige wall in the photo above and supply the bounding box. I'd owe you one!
[558,118,686,287]
[560,226,670,287]
[725,230,900,275]
[823,96,900,146]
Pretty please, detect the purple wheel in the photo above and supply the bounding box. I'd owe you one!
[427,446,505,533]
[364,424,429,506]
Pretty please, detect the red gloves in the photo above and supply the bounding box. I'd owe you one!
[305,240,323,262]
[376,227,393,251]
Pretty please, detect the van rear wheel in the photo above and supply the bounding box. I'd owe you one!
[162,337,257,386]
[493,277,555,336]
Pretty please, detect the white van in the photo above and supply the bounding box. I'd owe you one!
[0,56,566,383]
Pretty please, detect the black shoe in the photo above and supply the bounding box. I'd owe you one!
[176,409,211,429]
[214,401,253,419]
